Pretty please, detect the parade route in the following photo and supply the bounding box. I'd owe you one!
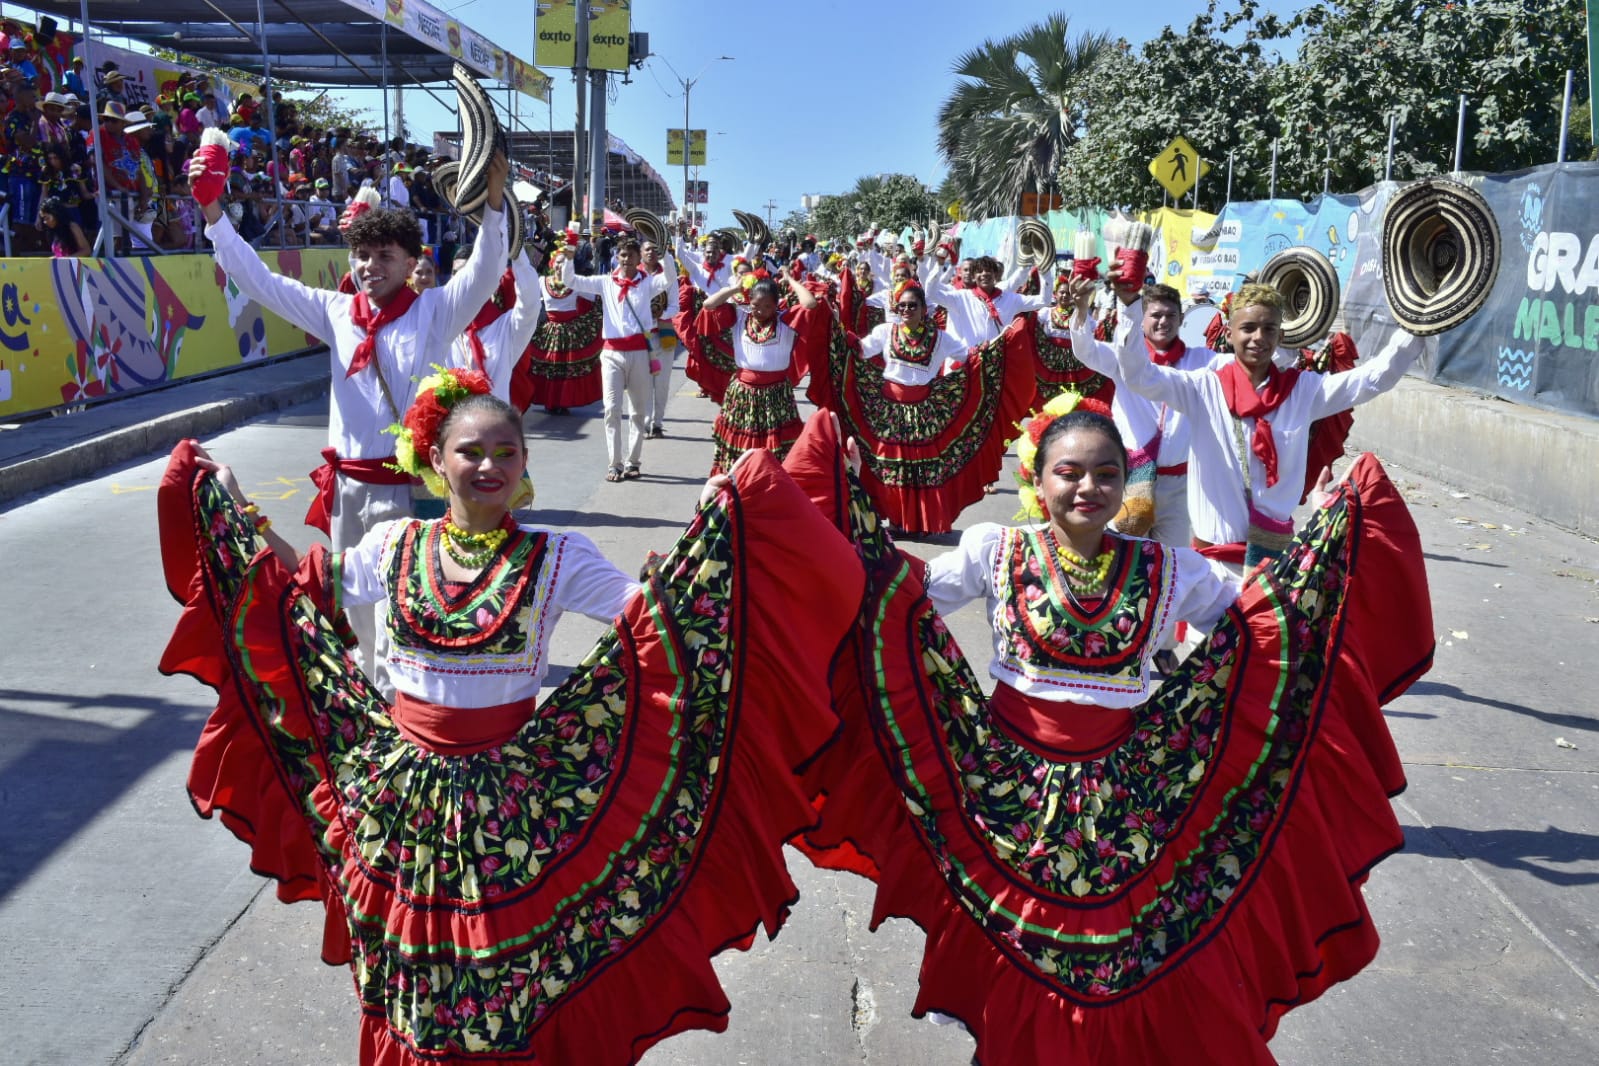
[1,358,1596,1065]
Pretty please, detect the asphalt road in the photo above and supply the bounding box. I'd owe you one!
[1,373,1595,1065]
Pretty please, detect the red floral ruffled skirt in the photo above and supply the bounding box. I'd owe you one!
[524,301,603,409]
[823,319,1036,534]
[157,426,863,1065]
[789,441,1433,1065]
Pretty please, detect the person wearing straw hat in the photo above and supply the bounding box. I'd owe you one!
[1114,281,1422,572]
[187,145,513,694]
[99,65,127,106]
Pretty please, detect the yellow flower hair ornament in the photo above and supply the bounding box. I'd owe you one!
[386,365,495,499]
[1011,391,1112,521]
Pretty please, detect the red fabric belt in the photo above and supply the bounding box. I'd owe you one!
[390,691,535,755]
[304,447,411,536]
[883,380,930,404]
[736,367,788,386]
[1155,462,1189,476]
[602,333,649,352]
[1192,538,1246,565]
[546,306,584,323]
[988,681,1133,761]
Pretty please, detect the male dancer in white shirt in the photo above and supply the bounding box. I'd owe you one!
[189,149,511,692]
[639,237,682,438]
[560,237,676,481]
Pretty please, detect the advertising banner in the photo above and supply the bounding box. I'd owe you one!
[336,0,550,100]
[535,0,578,69]
[0,249,348,420]
[587,0,632,72]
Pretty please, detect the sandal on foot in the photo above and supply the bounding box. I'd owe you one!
[622,465,642,480]
[605,468,623,483]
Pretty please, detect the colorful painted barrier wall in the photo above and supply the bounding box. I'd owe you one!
[0,248,347,420]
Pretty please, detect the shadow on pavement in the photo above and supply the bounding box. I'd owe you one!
[0,689,208,902]
[1405,822,1599,887]
[1423,551,1508,569]
[1406,680,1598,734]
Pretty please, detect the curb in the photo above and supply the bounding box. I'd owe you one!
[0,364,330,506]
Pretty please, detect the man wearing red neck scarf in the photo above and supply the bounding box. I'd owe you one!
[924,254,1051,348]
[1062,280,1229,548]
[1113,282,1422,573]
[561,236,677,481]
[188,148,513,695]
[447,243,543,406]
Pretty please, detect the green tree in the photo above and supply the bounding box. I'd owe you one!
[936,13,1113,220]
[1056,1,1288,211]
[1278,0,1591,186]
[799,173,940,241]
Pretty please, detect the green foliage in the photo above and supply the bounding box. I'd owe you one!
[802,174,942,241]
[935,13,1114,219]
[1049,0,1591,211]
[147,45,376,134]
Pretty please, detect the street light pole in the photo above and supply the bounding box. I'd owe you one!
[656,55,732,227]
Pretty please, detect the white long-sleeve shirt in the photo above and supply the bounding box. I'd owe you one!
[674,237,753,291]
[1069,298,1227,469]
[341,521,638,706]
[922,275,1049,348]
[205,203,508,458]
[858,323,968,387]
[451,251,543,401]
[561,257,675,341]
[1115,329,1421,543]
[924,523,1236,707]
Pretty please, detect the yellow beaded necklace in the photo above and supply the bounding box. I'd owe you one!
[442,514,510,568]
[1050,531,1117,596]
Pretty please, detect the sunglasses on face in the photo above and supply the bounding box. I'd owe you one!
[895,301,922,312]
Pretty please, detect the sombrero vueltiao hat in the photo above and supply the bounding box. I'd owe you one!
[1257,246,1340,348]
[1381,178,1500,336]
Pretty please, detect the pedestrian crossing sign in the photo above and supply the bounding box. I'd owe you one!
[1150,136,1210,200]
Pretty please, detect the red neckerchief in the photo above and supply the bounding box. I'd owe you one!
[613,268,644,297]
[972,284,1002,323]
[1215,361,1302,487]
[1147,336,1186,367]
[704,254,724,286]
[463,269,516,373]
[347,284,419,377]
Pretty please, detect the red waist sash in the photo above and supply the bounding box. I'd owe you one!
[603,333,649,352]
[736,367,788,386]
[546,305,585,324]
[988,682,1134,762]
[883,380,931,404]
[390,691,536,755]
[304,447,411,535]
[1155,462,1189,476]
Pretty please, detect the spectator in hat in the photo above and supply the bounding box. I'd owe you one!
[100,66,127,106]
[8,38,37,85]
[39,90,71,151]
[386,161,411,210]
[307,176,338,242]
[121,107,158,250]
[62,55,86,99]
[177,92,201,138]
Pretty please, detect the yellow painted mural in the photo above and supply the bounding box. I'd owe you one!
[0,249,348,420]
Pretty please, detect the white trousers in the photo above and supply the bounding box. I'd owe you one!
[644,350,673,430]
[601,345,651,470]
[330,475,411,699]
[1149,472,1192,548]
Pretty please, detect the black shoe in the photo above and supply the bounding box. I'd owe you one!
[648,425,665,438]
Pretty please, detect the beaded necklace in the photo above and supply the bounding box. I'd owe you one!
[1045,528,1117,597]
[1048,306,1075,332]
[441,512,513,569]
[890,321,935,365]
[744,313,778,344]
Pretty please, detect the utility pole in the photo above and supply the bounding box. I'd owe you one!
[764,199,778,228]
[573,0,589,232]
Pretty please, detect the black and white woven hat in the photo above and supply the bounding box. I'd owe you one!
[1258,247,1340,348]
[1382,178,1500,336]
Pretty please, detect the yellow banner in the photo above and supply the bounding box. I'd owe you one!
[535,0,578,69]
[666,129,705,166]
[0,249,348,419]
[1140,206,1220,299]
[587,0,631,72]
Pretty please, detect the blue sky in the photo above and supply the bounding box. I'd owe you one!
[325,2,1276,225]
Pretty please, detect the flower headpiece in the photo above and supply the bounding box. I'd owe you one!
[891,279,923,307]
[386,366,494,498]
[1012,392,1114,521]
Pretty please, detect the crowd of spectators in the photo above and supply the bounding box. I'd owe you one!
[0,27,520,260]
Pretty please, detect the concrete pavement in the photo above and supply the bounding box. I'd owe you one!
[0,355,1595,1065]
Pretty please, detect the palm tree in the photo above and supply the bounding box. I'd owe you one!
[936,13,1113,220]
